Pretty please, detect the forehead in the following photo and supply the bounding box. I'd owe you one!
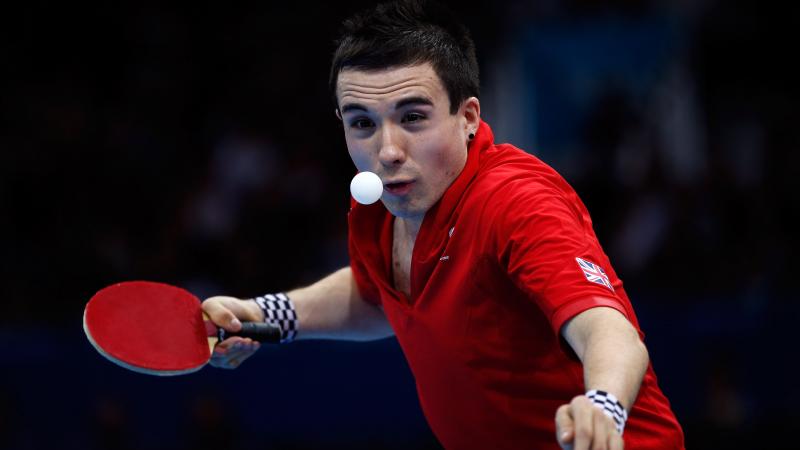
[336,63,447,107]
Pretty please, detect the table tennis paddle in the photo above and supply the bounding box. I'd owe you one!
[83,280,281,376]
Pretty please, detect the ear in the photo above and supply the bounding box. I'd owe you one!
[462,96,481,137]
[335,108,343,121]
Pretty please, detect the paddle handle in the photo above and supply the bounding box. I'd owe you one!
[218,321,283,343]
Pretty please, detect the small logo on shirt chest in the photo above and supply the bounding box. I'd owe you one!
[440,227,455,261]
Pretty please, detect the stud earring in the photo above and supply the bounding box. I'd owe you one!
[468,133,475,140]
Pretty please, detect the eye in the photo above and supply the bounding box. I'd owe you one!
[350,117,375,130]
[402,112,426,124]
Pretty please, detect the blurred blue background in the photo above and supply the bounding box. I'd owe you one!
[1,0,798,448]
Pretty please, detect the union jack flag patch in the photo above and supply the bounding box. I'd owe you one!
[575,257,614,292]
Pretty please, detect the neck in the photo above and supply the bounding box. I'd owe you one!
[396,216,423,240]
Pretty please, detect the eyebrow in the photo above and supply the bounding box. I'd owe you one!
[339,96,434,114]
[396,96,433,109]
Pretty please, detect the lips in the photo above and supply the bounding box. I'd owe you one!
[384,180,414,196]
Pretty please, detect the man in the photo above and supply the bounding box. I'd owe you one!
[202,1,685,448]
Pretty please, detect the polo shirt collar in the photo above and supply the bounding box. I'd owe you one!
[398,120,494,302]
[348,120,495,303]
[414,121,494,248]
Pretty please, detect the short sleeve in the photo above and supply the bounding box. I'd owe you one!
[493,184,629,335]
[347,198,383,306]
[348,234,382,305]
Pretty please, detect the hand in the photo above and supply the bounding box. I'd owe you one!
[555,395,624,450]
[202,296,264,369]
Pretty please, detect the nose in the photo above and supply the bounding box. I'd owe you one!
[377,124,406,167]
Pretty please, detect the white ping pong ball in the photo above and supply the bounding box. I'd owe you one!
[350,171,383,205]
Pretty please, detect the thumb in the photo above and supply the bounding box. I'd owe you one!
[203,296,243,332]
[555,404,575,448]
[227,315,242,332]
[214,309,242,332]
[560,428,574,446]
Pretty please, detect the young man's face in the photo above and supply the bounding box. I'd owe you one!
[336,63,478,222]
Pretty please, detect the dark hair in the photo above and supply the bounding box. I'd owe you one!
[329,0,479,114]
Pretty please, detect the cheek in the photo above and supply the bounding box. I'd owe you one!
[411,136,447,172]
[435,123,466,173]
[435,143,465,179]
[441,151,460,177]
[346,140,372,171]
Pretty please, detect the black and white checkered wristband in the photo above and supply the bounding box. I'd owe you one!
[252,293,298,343]
[586,390,628,435]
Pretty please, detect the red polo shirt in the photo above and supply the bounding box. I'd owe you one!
[348,121,684,449]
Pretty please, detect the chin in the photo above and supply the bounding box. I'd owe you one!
[382,199,428,220]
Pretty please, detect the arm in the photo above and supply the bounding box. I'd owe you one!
[283,266,393,341]
[202,267,393,368]
[555,305,649,450]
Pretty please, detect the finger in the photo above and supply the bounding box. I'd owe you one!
[555,404,574,448]
[213,336,248,353]
[222,349,250,366]
[228,339,260,355]
[210,338,259,369]
[214,355,244,369]
[609,429,624,450]
[209,338,246,366]
[209,353,234,369]
[218,298,263,322]
[227,346,258,366]
[591,409,609,450]
[210,345,238,368]
[214,338,259,358]
[571,397,594,450]
[202,299,243,332]
[210,347,251,369]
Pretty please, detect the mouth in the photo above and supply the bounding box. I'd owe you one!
[384,180,415,196]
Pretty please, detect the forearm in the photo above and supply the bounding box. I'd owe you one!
[563,306,649,410]
[580,324,648,410]
[285,267,393,341]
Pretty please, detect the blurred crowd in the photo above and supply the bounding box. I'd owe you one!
[1,0,797,448]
